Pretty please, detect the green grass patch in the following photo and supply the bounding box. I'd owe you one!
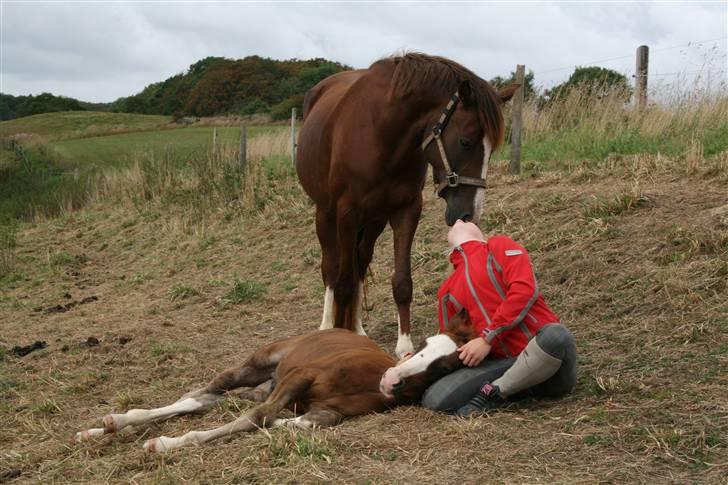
[148,341,193,359]
[224,278,266,304]
[169,283,200,301]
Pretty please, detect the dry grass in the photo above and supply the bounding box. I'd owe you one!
[0,148,726,483]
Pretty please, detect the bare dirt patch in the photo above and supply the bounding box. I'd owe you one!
[1,161,726,483]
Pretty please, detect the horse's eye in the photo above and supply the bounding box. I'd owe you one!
[459,137,473,150]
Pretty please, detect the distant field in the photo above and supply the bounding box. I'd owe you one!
[49,125,286,168]
[0,111,291,222]
[0,111,170,140]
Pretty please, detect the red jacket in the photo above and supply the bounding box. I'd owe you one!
[437,237,560,358]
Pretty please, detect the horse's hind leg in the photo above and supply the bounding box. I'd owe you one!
[76,335,302,441]
[354,219,388,335]
[316,205,338,330]
[389,197,422,358]
[144,368,318,452]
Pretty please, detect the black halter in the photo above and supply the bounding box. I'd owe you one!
[421,91,488,197]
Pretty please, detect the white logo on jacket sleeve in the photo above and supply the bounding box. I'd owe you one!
[505,249,523,256]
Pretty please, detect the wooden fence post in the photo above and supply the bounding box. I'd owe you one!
[509,64,525,175]
[291,108,297,164]
[239,125,247,171]
[212,127,218,151]
[635,45,649,110]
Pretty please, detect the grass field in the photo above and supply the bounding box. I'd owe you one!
[1,95,727,482]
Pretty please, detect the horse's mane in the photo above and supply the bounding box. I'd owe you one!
[372,52,505,149]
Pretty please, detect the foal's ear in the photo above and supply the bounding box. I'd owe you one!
[458,80,473,104]
[447,307,472,331]
[497,83,521,103]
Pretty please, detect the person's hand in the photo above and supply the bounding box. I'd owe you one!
[457,337,491,367]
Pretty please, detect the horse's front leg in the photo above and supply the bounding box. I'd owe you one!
[389,196,422,358]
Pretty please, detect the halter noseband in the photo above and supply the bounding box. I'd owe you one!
[421,91,488,197]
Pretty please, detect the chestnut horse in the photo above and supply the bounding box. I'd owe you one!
[296,53,518,357]
[76,310,477,452]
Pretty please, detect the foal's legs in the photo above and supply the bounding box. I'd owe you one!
[389,197,422,358]
[144,368,319,452]
[273,407,344,429]
[316,205,338,330]
[76,336,302,442]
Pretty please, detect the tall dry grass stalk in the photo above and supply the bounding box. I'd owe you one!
[93,129,303,233]
[507,82,728,150]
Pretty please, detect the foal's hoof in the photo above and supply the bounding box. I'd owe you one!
[143,436,171,453]
[102,415,117,433]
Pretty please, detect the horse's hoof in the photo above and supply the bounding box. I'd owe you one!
[102,415,116,433]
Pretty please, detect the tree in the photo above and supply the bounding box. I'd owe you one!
[544,66,631,103]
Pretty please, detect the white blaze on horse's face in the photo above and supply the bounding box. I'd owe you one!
[472,136,492,224]
[379,334,457,398]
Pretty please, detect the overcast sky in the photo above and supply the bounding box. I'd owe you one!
[1,1,726,103]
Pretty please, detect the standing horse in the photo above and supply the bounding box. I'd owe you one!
[75,310,477,452]
[296,53,518,357]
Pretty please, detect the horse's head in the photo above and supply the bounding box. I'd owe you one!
[379,308,478,401]
[423,80,519,226]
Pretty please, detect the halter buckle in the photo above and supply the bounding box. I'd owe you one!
[446,173,459,187]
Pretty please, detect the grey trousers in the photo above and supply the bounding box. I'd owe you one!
[421,324,577,413]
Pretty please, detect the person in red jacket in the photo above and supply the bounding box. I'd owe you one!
[421,220,577,416]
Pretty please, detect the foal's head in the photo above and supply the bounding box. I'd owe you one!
[379,308,478,401]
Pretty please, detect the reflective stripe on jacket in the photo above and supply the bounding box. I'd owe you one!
[437,237,560,358]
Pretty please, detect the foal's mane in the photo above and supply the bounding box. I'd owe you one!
[373,52,505,149]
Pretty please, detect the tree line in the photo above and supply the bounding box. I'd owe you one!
[1,55,629,122]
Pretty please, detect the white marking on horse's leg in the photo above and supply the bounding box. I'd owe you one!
[103,396,213,433]
[473,137,492,224]
[354,281,367,336]
[395,315,414,358]
[319,287,334,330]
[75,427,105,442]
[273,416,315,429]
[143,411,259,452]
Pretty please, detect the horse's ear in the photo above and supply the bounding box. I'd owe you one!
[498,83,521,104]
[458,80,473,104]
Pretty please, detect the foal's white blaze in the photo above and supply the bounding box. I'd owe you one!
[380,334,457,397]
[396,335,457,377]
[472,137,492,224]
[319,287,334,330]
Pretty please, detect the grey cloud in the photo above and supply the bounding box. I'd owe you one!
[2,2,725,103]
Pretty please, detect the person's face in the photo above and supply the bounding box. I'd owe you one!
[447,220,484,248]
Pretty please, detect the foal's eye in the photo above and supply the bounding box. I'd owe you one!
[459,137,473,150]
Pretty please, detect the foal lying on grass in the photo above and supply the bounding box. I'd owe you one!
[76,311,477,452]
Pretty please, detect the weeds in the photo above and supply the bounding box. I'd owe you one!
[224,279,266,304]
[148,341,192,359]
[0,221,17,278]
[169,283,200,301]
[582,190,651,220]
